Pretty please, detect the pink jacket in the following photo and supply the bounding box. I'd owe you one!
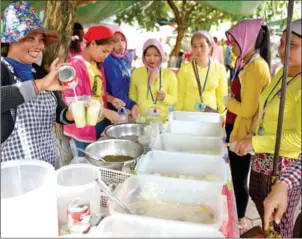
[63,55,107,142]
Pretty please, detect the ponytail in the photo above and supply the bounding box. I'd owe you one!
[70,22,84,54]
[255,25,271,68]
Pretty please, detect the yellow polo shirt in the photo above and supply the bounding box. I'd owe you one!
[175,61,227,113]
[252,69,301,159]
[85,60,105,122]
[129,66,178,123]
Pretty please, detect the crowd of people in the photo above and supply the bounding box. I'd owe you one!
[1,1,301,238]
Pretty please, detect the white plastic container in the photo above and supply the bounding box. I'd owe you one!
[56,164,101,225]
[108,175,223,229]
[152,133,227,157]
[135,150,226,184]
[1,160,58,237]
[96,214,225,237]
[168,111,223,123]
[165,121,226,138]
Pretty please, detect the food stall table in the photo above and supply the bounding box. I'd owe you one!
[65,157,239,238]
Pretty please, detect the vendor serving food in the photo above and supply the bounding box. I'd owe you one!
[1,1,74,169]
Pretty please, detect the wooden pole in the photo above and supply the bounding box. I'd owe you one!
[272,0,294,177]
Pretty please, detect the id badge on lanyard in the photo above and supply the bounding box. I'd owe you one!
[195,103,207,112]
[192,60,211,111]
[147,69,162,117]
[147,107,161,116]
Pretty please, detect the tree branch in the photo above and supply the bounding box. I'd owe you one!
[187,3,196,16]
[167,0,181,24]
[181,0,187,13]
[184,2,196,23]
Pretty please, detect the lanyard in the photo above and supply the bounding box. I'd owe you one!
[192,60,211,103]
[119,58,131,79]
[260,72,301,123]
[148,68,162,105]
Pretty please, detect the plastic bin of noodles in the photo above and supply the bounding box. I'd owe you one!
[94,214,225,237]
[107,175,224,230]
[151,133,227,157]
[166,111,226,138]
[168,111,223,123]
[135,150,226,185]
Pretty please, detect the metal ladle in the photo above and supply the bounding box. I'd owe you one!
[95,178,134,215]
[76,148,107,163]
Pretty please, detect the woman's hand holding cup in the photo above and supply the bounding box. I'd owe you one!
[34,58,67,92]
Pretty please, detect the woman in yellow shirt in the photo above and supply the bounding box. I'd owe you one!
[224,18,272,230]
[129,38,177,123]
[229,19,301,238]
[176,31,227,113]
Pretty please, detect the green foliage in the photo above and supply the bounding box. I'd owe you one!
[115,0,236,33]
[115,1,169,31]
[255,0,288,23]
[255,0,301,30]
[255,0,301,23]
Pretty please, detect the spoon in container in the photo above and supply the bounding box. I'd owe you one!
[95,178,134,215]
[76,148,107,163]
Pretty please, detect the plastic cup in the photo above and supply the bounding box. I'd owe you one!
[86,99,101,126]
[71,101,86,128]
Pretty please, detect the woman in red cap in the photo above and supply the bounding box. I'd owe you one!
[63,25,122,157]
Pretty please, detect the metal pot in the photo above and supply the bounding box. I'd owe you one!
[104,123,146,141]
[85,139,145,171]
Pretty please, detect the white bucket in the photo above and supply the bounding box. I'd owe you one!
[1,160,58,237]
[56,164,101,225]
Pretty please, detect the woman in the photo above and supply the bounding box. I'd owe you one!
[63,25,121,157]
[176,31,227,113]
[67,22,85,62]
[229,18,302,238]
[1,1,74,169]
[212,36,224,65]
[129,38,177,123]
[103,27,140,120]
[224,18,272,230]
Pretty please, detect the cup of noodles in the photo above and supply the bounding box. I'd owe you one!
[70,100,86,128]
[86,99,102,126]
[58,65,77,87]
[67,198,91,233]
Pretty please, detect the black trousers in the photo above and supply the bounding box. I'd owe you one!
[225,123,251,219]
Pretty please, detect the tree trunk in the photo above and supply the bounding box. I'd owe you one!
[42,0,75,68]
[42,1,76,167]
[168,25,185,67]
